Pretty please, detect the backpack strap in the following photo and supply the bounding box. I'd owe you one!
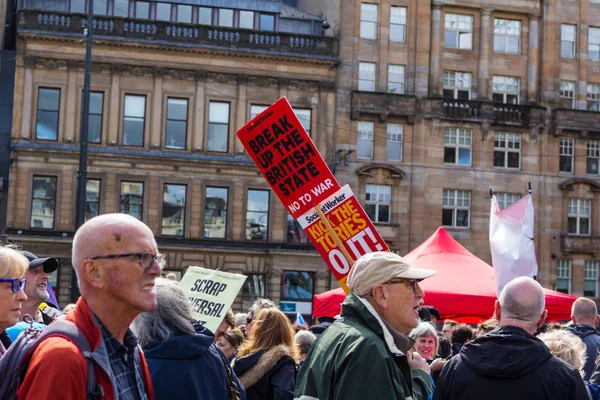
[35,320,104,400]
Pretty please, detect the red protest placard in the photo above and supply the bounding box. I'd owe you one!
[298,185,389,291]
[236,97,340,219]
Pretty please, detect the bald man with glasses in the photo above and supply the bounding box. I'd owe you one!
[295,251,436,400]
[19,213,162,400]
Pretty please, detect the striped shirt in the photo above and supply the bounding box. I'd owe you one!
[96,317,148,400]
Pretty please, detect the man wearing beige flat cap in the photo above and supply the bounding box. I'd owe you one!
[295,251,436,400]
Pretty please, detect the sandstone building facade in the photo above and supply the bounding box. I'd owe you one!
[4,0,600,313]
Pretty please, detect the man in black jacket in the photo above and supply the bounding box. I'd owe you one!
[434,277,588,400]
[565,297,600,380]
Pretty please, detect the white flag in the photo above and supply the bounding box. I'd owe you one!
[489,194,538,296]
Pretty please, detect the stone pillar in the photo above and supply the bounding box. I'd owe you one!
[235,75,248,154]
[65,61,79,143]
[527,15,539,103]
[478,8,493,100]
[150,67,164,149]
[20,56,36,140]
[192,70,206,151]
[107,64,122,146]
[429,2,443,97]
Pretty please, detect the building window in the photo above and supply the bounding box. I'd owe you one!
[492,76,520,104]
[161,184,186,236]
[239,10,254,29]
[134,1,149,19]
[93,0,107,15]
[113,0,129,17]
[560,137,574,173]
[123,94,146,146]
[30,176,57,229]
[287,214,309,244]
[588,140,600,175]
[585,261,599,297]
[295,109,311,136]
[357,121,374,159]
[250,104,268,119]
[85,91,104,143]
[360,3,377,39]
[589,27,600,61]
[560,81,575,109]
[568,198,591,236]
[120,181,144,220]
[556,259,571,294]
[165,98,188,149]
[260,14,275,31]
[443,71,471,100]
[177,4,192,23]
[387,65,405,94]
[246,189,269,241]
[241,274,265,312]
[281,271,314,301]
[497,192,520,210]
[444,128,472,166]
[198,7,211,25]
[70,0,85,13]
[561,24,576,59]
[390,6,407,42]
[208,101,229,152]
[359,62,376,91]
[85,179,101,222]
[204,186,228,239]
[442,189,470,228]
[493,133,521,169]
[156,3,171,21]
[365,184,391,223]
[218,8,233,27]
[387,123,403,161]
[36,88,60,141]
[493,19,521,54]
[587,83,600,111]
[444,14,473,50]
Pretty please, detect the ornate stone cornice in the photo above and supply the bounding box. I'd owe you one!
[122,65,154,77]
[36,58,67,70]
[559,178,600,193]
[23,55,37,69]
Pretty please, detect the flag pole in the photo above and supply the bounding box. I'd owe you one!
[489,189,493,199]
[528,182,532,195]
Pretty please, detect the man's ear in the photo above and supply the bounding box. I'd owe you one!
[82,259,105,289]
[371,284,389,310]
[537,309,548,329]
[571,314,577,324]
[493,300,501,322]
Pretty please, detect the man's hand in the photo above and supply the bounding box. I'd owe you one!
[430,358,447,372]
[408,351,430,374]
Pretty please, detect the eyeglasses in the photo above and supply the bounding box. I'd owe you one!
[245,317,253,324]
[90,253,166,269]
[383,278,422,293]
[0,278,27,293]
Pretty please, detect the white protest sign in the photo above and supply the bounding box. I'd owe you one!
[179,267,247,333]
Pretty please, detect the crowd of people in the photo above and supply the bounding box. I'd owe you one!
[1,213,600,399]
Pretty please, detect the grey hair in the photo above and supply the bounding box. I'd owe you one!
[133,278,195,348]
[499,277,545,322]
[409,322,439,355]
[295,330,317,356]
[249,298,276,316]
[234,313,247,327]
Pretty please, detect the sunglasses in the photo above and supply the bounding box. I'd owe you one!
[90,253,166,269]
[383,278,422,293]
[0,278,27,293]
[246,317,253,324]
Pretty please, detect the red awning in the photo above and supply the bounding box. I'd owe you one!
[313,227,577,323]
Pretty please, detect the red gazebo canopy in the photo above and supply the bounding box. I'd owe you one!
[313,227,577,324]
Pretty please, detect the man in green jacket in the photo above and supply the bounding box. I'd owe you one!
[294,251,436,400]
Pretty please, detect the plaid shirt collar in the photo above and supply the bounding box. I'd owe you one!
[94,314,148,400]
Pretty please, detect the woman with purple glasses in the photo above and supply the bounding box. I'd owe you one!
[0,245,28,357]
